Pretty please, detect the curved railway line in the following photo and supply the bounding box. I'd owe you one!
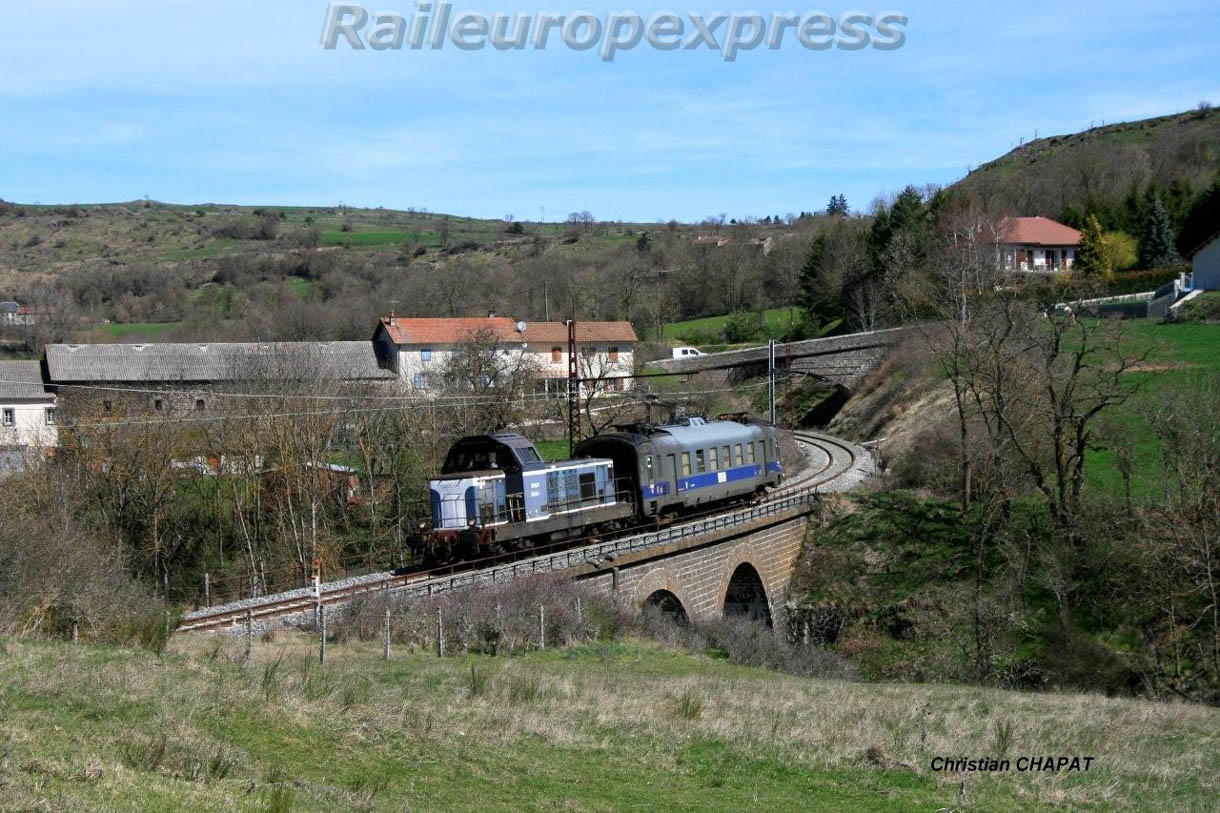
[177,431,869,634]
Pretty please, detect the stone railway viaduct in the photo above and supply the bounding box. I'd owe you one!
[576,504,810,625]
[182,436,872,635]
[644,326,909,389]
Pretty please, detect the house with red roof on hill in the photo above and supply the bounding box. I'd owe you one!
[998,216,1082,273]
[373,315,638,394]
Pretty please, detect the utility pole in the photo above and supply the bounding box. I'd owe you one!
[543,281,550,322]
[567,319,580,456]
[768,339,777,425]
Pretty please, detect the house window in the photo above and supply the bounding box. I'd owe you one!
[581,345,595,358]
[2,408,13,427]
[195,399,205,412]
[45,408,56,426]
[103,400,112,412]
[552,347,562,363]
[413,373,425,390]
[609,346,619,362]
[421,348,432,362]
[154,398,163,411]
[680,452,691,476]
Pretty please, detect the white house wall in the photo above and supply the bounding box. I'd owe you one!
[0,401,58,449]
[1194,235,1220,291]
[391,342,634,393]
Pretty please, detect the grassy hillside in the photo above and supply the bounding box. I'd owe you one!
[953,106,1220,218]
[0,635,1215,809]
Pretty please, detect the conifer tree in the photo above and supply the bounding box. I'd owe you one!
[1076,214,1111,277]
[1138,189,1181,269]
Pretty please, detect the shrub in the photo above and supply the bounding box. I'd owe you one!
[722,311,763,343]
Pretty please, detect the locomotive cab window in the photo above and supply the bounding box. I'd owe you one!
[579,472,597,503]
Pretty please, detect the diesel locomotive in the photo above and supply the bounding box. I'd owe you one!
[421,417,782,560]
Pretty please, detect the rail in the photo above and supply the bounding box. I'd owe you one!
[177,431,869,633]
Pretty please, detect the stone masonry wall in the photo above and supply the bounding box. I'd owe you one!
[578,513,810,622]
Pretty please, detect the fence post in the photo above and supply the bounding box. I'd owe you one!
[203,572,211,608]
[383,606,391,661]
[435,607,444,658]
[575,596,583,629]
[71,620,79,645]
[244,609,253,665]
[319,604,327,664]
[538,605,545,650]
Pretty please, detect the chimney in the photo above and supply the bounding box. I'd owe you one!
[488,310,496,318]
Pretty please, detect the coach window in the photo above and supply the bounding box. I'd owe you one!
[734,443,743,465]
[722,445,731,468]
[695,449,706,473]
[747,442,756,464]
[645,455,655,482]
[681,452,691,476]
[551,346,562,363]
[708,447,718,470]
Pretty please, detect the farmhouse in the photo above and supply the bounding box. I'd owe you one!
[0,360,58,472]
[373,316,637,394]
[998,216,1081,272]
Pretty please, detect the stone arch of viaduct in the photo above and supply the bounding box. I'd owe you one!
[577,511,810,623]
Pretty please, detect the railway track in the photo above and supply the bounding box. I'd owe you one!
[177,431,868,634]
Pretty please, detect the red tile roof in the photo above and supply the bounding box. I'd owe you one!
[521,322,638,344]
[378,318,637,345]
[378,317,519,345]
[999,216,1082,247]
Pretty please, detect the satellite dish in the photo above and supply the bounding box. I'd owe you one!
[516,321,527,333]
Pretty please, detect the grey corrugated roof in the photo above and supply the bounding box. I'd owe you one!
[0,360,53,401]
[45,342,395,384]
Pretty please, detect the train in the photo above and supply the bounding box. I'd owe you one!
[419,416,782,560]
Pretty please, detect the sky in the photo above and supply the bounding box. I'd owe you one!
[2,0,1218,222]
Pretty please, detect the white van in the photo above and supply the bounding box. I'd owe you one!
[671,346,704,359]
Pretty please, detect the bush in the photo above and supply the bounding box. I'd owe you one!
[333,576,852,681]
[1176,292,1220,322]
[722,311,763,343]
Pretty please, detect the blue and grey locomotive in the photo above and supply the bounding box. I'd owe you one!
[425,433,635,558]
[421,418,782,560]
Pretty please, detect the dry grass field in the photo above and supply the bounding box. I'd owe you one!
[0,634,1216,810]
